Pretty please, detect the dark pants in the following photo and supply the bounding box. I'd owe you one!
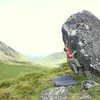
[68,58,81,74]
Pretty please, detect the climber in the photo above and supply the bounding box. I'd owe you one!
[64,47,81,74]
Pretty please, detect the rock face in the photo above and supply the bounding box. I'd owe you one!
[39,86,67,100]
[62,10,100,76]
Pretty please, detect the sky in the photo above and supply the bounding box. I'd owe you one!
[0,0,100,57]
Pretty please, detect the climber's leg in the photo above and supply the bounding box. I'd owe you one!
[72,58,81,68]
[71,63,79,74]
[68,58,79,74]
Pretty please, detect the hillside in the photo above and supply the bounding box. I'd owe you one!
[46,52,66,60]
[0,63,71,100]
[35,52,66,67]
[0,41,29,63]
[0,63,100,100]
[0,61,48,80]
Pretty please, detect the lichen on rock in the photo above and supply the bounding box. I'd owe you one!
[39,86,68,100]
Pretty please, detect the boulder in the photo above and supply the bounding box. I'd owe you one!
[81,80,99,90]
[62,10,100,76]
[39,86,68,100]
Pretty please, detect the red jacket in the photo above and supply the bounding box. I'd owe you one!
[66,49,72,59]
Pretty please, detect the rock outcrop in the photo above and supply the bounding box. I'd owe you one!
[62,10,100,76]
[81,80,99,90]
[39,86,67,100]
[0,41,26,63]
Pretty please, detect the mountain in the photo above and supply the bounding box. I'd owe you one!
[27,56,41,60]
[0,41,28,63]
[46,52,66,60]
[35,52,66,67]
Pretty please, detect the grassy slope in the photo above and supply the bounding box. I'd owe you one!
[0,62,100,100]
[0,62,71,100]
[0,61,48,80]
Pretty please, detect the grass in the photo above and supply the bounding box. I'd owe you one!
[88,85,100,100]
[0,61,48,80]
[0,62,100,100]
[0,62,70,100]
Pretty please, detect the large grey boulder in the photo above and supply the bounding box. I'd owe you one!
[39,86,67,100]
[62,10,100,76]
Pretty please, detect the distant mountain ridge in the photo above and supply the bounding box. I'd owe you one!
[0,41,27,62]
[35,52,66,67]
[46,52,66,60]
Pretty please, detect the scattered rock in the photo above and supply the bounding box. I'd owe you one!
[39,86,68,100]
[81,80,99,90]
[62,10,100,76]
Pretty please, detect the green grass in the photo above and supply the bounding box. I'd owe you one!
[0,62,70,100]
[0,62,100,100]
[0,61,48,80]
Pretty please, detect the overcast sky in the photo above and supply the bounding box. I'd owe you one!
[0,0,100,57]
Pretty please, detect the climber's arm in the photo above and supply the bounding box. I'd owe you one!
[71,51,77,57]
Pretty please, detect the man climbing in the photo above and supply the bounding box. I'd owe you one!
[64,47,81,74]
